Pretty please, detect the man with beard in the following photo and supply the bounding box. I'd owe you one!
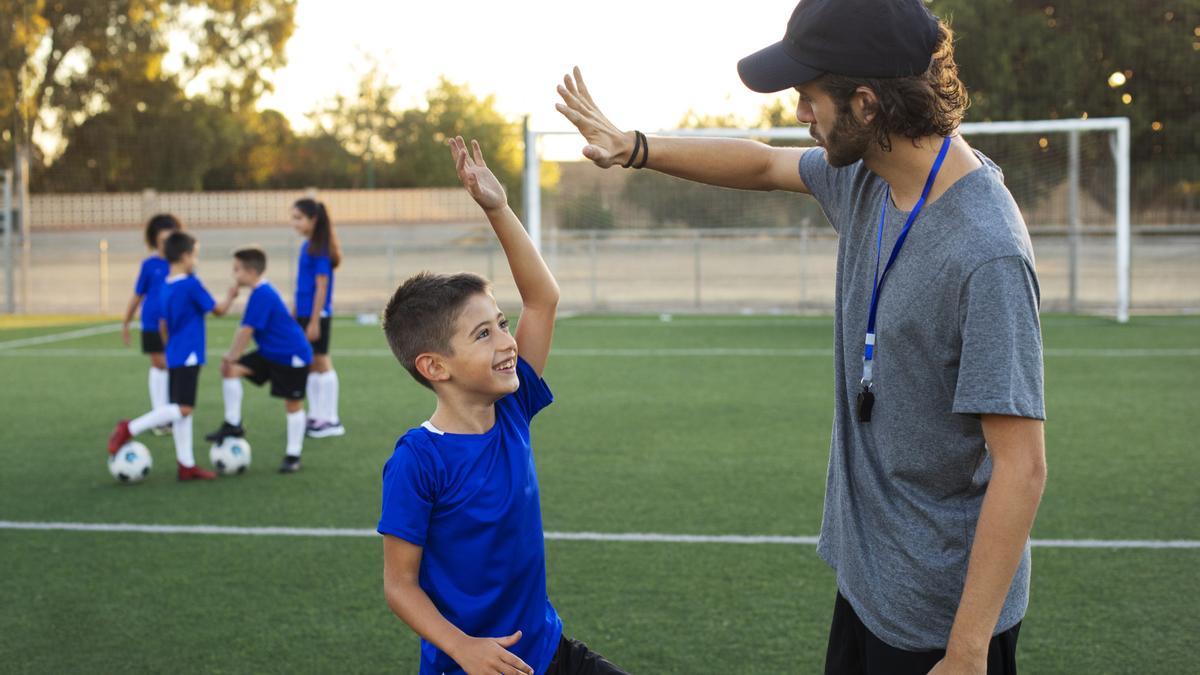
[554,1,1046,673]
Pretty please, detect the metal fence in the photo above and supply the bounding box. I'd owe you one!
[3,221,1197,317]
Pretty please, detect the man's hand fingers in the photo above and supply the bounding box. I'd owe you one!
[573,66,598,107]
[556,84,587,113]
[555,102,584,126]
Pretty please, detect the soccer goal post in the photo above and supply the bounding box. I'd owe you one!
[523,117,1132,322]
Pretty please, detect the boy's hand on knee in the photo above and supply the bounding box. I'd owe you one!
[451,630,533,675]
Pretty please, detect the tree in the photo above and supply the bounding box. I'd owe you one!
[309,63,402,189]
[2,0,295,180]
[38,78,243,192]
[381,78,523,192]
[931,0,1199,215]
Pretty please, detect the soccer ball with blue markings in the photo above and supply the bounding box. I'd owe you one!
[108,442,152,484]
[209,437,252,475]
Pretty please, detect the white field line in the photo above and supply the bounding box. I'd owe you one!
[2,346,1199,359]
[0,323,123,350]
[1,521,1197,549]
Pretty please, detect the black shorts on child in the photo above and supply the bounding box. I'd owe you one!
[168,366,201,407]
[295,315,331,355]
[239,351,308,400]
[545,636,627,675]
[141,330,165,354]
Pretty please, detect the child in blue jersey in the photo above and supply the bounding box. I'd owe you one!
[109,231,237,480]
[378,138,626,675]
[290,198,344,438]
[120,214,181,434]
[205,247,313,473]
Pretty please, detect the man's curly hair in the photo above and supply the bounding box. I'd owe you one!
[818,21,969,152]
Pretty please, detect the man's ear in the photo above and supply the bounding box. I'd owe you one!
[415,352,450,385]
[852,86,879,125]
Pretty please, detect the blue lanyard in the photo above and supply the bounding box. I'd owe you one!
[861,136,952,388]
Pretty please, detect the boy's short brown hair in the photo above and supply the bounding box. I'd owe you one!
[233,246,268,274]
[382,272,491,389]
[163,231,196,263]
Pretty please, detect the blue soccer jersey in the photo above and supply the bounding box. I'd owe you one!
[160,274,216,368]
[378,357,562,675]
[294,241,334,318]
[134,255,170,332]
[243,281,312,367]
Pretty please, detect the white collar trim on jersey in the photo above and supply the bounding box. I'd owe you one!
[421,420,445,435]
[166,273,187,282]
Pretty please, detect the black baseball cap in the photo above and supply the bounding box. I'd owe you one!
[737,0,941,93]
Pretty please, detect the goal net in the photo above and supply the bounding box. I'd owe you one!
[523,118,1133,320]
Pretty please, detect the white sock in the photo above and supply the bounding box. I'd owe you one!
[286,410,306,457]
[129,404,182,435]
[321,370,340,425]
[306,372,322,423]
[223,378,243,426]
[172,414,195,467]
[149,367,169,410]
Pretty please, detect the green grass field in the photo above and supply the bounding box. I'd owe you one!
[1,314,1197,673]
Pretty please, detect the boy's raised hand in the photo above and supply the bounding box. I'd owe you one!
[450,136,507,212]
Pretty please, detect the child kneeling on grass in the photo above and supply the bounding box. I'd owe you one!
[377,138,627,675]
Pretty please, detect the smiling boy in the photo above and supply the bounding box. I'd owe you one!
[377,138,626,675]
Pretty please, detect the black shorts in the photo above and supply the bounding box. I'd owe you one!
[295,315,331,355]
[824,592,1021,675]
[239,351,308,400]
[545,636,627,675]
[168,366,201,407]
[140,329,164,354]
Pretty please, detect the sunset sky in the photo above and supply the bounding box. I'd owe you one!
[253,0,801,134]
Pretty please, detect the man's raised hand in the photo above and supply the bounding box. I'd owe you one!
[555,66,634,169]
[449,136,507,212]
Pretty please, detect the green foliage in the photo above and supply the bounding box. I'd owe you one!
[380,78,523,192]
[930,0,1199,211]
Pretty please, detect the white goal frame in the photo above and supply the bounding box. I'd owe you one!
[523,117,1132,322]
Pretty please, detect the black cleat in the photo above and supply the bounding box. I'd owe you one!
[204,422,245,444]
[278,455,302,474]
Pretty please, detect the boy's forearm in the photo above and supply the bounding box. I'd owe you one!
[159,319,168,345]
[123,294,142,324]
[386,581,471,662]
[484,204,559,309]
[226,327,253,360]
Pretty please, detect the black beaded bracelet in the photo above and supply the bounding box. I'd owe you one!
[634,131,649,169]
[622,131,643,169]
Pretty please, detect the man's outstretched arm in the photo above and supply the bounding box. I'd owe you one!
[556,66,811,194]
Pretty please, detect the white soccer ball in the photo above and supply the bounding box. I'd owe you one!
[109,441,152,484]
[210,437,252,475]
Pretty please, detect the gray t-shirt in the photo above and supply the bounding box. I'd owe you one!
[799,146,1045,651]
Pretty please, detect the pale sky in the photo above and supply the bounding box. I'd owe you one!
[255,0,800,135]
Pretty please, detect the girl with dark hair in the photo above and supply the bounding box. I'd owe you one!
[291,198,345,438]
[121,213,182,434]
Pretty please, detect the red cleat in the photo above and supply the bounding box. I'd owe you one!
[177,463,217,481]
[108,420,133,455]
